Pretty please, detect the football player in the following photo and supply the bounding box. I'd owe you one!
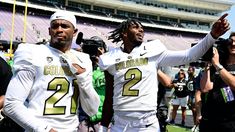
[3,11,100,132]
[99,14,229,132]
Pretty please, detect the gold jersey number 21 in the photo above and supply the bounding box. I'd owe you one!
[44,77,79,115]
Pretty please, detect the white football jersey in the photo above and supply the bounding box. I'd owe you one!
[5,43,92,132]
[99,40,166,111]
[99,33,215,112]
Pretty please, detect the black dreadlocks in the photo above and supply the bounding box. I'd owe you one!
[108,19,143,44]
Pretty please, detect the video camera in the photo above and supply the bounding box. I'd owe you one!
[192,38,232,62]
[82,39,107,57]
[76,32,107,57]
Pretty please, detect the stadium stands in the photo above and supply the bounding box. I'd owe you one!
[0,7,203,51]
[2,0,222,52]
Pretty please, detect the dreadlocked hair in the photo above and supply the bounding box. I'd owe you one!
[108,19,143,44]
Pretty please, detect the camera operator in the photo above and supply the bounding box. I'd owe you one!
[78,36,109,132]
[199,32,235,132]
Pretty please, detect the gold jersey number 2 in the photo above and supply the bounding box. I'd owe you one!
[43,77,79,115]
[122,68,142,96]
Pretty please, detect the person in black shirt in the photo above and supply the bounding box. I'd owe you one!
[199,32,235,132]
[0,57,24,132]
[0,57,12,109]
[0,57,12,103]
[170,69,189,126]
[157,67,174,132]
[186,66,197,130]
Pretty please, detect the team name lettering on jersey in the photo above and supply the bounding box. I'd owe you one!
[115,58,148,71]
[44,65,73,76]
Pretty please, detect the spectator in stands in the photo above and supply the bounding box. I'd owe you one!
[170,69,188,126]
[198,32,235,132]
[186,66,197,130]
[98,13,229,131]
[3,10,100,132]
[78,36,108,132]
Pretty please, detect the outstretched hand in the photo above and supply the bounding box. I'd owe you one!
[210,13,230,39]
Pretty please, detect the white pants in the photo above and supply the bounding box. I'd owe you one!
[110,114,160,132]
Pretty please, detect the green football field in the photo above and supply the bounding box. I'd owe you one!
[166,124,192,132]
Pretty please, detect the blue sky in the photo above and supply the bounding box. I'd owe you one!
[222,4,235,38]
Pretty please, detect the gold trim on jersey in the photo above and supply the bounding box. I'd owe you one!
[115,57,148,71]
[44,65,73,76]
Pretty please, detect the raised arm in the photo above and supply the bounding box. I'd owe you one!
[159,13,230,67]
[210,13,230,39]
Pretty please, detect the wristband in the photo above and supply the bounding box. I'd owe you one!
[215,64,224,72]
